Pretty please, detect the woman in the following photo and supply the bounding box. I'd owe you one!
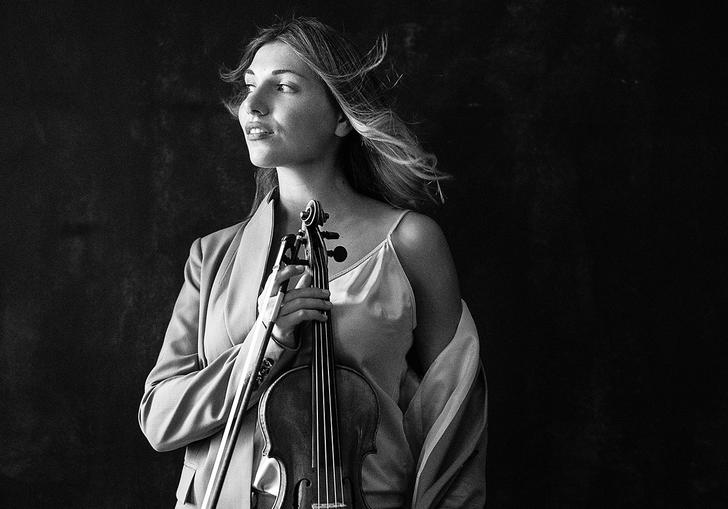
[139,17,486,509]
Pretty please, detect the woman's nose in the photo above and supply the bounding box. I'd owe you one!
[243,87,269,117]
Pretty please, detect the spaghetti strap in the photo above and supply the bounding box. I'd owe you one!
[386,210,411,237]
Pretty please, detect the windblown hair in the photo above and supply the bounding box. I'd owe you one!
[221,17,449,213]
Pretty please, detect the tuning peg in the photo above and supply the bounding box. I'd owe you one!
[321,231,340,240]
[327,246,348,262]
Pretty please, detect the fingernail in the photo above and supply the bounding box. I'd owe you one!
[295,265,305,271]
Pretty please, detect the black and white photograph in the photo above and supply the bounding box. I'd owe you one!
[1,1,725,508]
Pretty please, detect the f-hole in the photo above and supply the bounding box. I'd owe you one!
[294,478,311,509]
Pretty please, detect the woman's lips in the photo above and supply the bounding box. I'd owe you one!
[245,123,274,140]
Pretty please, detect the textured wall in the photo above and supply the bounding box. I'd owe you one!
[1,1,725,507]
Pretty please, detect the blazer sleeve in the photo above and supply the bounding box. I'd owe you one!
[138,238,295,453]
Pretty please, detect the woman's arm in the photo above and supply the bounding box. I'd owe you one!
[392,215,487,508]
[138,240,290,452]
[139,239,255,452]
[391,213,462,372]
[139,239,330,452]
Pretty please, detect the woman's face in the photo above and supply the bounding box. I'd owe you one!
[239,41,346,170]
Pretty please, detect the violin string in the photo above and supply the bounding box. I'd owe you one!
[327,284,336,504]
[314,249,323,507]
[314,265,323,506]
[328,244,346,505]
[326,306,345,504]
[323,252,340,506]
[322,247,343,505]
[315,259,331,507]
[324,304,336,505]
[334,318,345,504]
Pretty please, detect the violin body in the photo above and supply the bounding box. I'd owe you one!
[260,364,378,509]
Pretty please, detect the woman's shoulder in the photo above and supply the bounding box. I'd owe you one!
[353,195,448,253]
[389,210,458,298]
[391,211,448,254]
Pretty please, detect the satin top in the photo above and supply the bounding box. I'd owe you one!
[253,210,417,509]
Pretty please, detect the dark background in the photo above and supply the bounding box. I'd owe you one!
[1,0,725,507]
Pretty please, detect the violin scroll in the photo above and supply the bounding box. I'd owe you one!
[300,200,348,265]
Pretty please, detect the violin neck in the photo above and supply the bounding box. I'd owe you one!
[310,253,334,366]
[311,262,336,383]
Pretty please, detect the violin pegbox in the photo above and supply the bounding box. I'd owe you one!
[300,200,347,267]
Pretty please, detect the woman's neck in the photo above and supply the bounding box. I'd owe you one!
[275,163,358,228]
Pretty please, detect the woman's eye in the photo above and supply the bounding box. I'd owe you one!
[276,83,295,92]
[243,83,255,92]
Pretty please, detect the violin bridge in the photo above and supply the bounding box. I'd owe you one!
[311,504,347,509]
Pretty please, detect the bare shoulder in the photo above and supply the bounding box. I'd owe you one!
[391,212,455,278]
[394,211,445,243]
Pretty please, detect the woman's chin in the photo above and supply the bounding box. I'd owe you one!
[247,152,277,169]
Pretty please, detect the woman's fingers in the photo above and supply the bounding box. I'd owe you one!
[280,269,330,315]
[279,309,329,325]
[279,297,332,316]
[270,267,333,342]
[284,286,329,300]
[294,267,312,289]
[273,264,306,287]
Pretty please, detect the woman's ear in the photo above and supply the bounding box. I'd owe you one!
[334,112,353,138]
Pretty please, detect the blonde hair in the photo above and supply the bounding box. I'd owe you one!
[221,17,448,212]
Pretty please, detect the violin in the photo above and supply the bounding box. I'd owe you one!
[200,200,379,509]
[259,200,379,508]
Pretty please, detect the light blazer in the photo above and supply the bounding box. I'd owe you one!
[139,195,487,508]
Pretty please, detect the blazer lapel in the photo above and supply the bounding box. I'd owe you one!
[223,193,275,346]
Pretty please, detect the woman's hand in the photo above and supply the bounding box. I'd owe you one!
[260,264,331,348]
